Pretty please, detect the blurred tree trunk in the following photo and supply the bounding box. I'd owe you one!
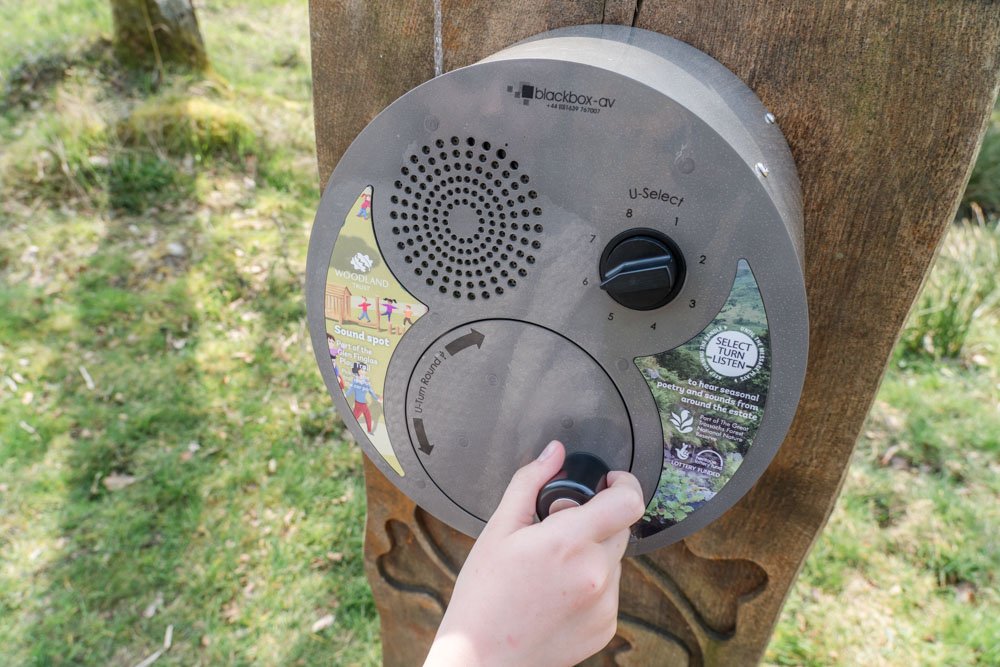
[110,0,208,71]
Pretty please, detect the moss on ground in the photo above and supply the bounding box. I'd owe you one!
[119,96,258,161]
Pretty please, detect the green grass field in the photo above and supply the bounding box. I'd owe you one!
[1,3,997,665]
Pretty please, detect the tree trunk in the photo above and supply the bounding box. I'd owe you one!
[110,0,208,71]
[309,1,1000,664]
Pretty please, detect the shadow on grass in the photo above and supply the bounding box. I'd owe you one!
[21,215,217,664]
[6,203,379,664]
[3,23,380,661]
[1,38,116,114]
[2,38,258,220]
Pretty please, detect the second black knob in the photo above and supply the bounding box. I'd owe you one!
[536,452,610,520]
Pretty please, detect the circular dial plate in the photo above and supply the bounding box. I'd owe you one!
[306,26,808,555]
[405,320,633,521]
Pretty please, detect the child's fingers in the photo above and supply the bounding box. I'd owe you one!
[572,471,646,543]
[486,441,567,536]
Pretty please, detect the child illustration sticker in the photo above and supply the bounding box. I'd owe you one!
[358,297,372,322]
[324,186,428,475]
[357,191,371,219]
[634,260,771,537]
[345,361,380,434]
[327,333,345,390]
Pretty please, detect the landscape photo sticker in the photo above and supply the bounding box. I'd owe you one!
[325,186,427,475]
[635,259,771,537]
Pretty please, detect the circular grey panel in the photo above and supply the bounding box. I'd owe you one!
[306,25,809,555]
[405,320,633,521]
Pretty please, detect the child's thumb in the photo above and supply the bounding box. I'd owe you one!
[485,440,566,536]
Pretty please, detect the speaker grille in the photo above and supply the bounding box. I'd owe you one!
[386,136,543,301]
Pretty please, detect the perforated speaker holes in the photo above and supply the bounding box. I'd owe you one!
[386,136,543,301]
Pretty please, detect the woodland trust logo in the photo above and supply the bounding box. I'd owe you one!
[350,252,374,273]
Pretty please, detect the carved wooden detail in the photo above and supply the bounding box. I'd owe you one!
[313,1,1000,663]
[366,456,771,666]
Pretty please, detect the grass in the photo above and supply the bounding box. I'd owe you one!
[1,2,378,665]
[896,222,1000,360]
[766,227,1000,666]
[963,104,1000,217]
[0,0,109,78]
[0,2,997,666]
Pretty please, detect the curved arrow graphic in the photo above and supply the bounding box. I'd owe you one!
[445,329,485,356]
[413,418,433,455]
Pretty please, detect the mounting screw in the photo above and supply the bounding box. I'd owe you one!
[764,112,776,124]
[755,162,770,178]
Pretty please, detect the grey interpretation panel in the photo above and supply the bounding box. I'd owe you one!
[306,25,807,555]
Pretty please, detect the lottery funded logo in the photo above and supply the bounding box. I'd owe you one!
[700,325,765,381]
[669,443,725,478]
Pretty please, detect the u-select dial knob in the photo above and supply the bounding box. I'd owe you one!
[599,229,685,310]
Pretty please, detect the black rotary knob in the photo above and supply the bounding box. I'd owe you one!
[536,452,611,520]
[599,229,685,310]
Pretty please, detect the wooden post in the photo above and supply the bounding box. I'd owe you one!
[309,2,1000,664]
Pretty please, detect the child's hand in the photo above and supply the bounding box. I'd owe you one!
[423,440,646,667]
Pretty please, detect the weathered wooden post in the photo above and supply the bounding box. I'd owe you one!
[308,2,1000,664]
